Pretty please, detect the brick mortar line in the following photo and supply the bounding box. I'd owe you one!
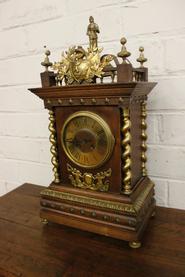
[0,135,49,141]
[0,156,51,166]
[148,144,185,149]
[150,176,179,182]
[0,111,46,115]
[1,156,51,165]
[0,110,45,113]
[150,74,185,79]
[149,175,185,183]
[0,84,39,89]
[127,28,185,40]
[0,83,40,88]
[0,135,49,139]
[0,14,64,32]
[147,111,185,115]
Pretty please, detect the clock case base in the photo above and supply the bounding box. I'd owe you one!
[40,176,155,244]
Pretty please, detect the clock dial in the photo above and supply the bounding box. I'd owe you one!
[61,111,115,168]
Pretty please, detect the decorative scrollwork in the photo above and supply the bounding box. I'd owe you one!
[52,46,113,85]
[48,109,60,183]
[121,108,132,194]
[67,163,111,192]
[141,101,147,176]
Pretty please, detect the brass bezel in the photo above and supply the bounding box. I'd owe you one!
[61,111,115,169]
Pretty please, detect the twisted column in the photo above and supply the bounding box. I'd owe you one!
[141,101,147,176]
[121,108,132,194]
[48,109,60,183]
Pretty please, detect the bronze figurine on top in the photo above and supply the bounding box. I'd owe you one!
[87,16,100,50]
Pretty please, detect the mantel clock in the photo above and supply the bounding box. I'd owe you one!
[29,17,157,248]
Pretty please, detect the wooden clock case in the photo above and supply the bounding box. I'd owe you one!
[30,80,156,248]
[29,18,157,247]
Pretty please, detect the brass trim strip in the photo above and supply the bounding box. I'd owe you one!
[121,107,132,194]
[141,101,147,176]
[40,182,154,215]
[48,109,60,183]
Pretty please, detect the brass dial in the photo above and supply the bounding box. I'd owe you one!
[61,111,115,168]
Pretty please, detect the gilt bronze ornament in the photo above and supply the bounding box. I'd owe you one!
[67,163,111,192]
[52,46,113,85]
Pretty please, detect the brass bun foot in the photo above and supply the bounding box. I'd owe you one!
[41,218,48,225]
[129,241,141,249]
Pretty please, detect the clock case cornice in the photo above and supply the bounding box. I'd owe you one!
[29,82,157,108]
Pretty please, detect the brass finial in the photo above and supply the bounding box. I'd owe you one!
[87,16,100,50]
[137,46,147,67]
[41,46,53,71]
[117,37,131,63]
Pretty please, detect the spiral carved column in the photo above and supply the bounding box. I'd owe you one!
[48,109,60,183]
[121,107,132,195]
[141,101,147,176]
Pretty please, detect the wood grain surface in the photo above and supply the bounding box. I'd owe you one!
[0,183,185,277]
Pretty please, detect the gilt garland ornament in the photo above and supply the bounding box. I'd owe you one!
[67,163,111,192]
[52,16,113,85]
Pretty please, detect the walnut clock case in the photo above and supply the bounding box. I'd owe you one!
[29,17,157,248]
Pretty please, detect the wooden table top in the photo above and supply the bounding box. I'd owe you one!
[0,183,185,277]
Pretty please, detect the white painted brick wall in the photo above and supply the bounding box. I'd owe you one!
[0,0,185,210]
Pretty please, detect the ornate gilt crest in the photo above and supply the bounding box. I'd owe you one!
[52,46,113,85]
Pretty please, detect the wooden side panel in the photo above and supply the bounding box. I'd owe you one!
[130,102,142,188]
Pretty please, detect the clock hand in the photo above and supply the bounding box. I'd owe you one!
[66,137,94,148]
[65,138,81,145]
[65,139,74,143]
[84,138,92,143]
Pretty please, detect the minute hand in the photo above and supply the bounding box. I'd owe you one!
[65,139,81,147]
[65,139,73,143]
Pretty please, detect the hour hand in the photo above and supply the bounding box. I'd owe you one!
[65,138,73,143]
[65,138,81,147]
